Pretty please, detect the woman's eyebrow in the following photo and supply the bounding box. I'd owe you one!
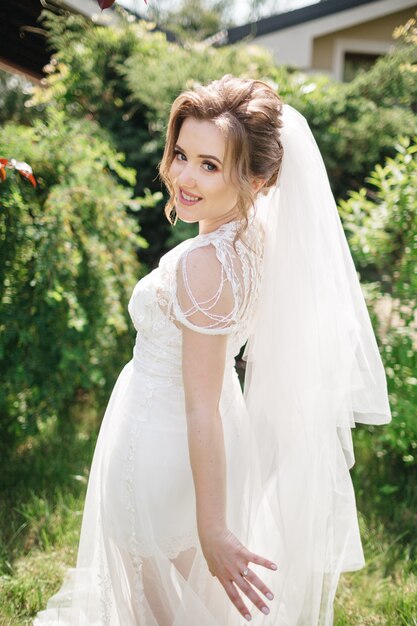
[175,144,223,165]
[199,153,222,165]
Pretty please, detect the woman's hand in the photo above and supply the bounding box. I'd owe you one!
[199,527,277,622]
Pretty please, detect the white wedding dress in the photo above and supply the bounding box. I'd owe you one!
[34,188,388,625]
[34,214,269,626]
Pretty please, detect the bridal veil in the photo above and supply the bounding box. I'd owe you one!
[242,104,391,625]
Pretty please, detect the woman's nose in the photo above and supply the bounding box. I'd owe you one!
[177,164,196,188]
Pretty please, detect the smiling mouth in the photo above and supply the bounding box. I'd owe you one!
[179,188,202,204]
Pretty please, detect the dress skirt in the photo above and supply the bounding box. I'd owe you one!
[34,357,254,626]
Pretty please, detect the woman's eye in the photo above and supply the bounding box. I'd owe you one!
[203,161,217,172]
[174,150,186,161]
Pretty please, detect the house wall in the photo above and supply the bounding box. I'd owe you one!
[253,0,417,72]
[312,7,416,72]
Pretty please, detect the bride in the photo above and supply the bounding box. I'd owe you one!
[34,75,391,625]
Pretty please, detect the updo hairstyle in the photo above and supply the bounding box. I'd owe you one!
[159,75,284,231]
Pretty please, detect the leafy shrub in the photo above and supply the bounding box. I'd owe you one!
[0,111,144,454]
[0,71,38,127]
[349,16,417,111]
[285,72,417,199]
[339,138,417,478]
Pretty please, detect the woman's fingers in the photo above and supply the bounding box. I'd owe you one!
[245,548,278,572]
[230,549,277,617]
[222,568,274,621]
[223,579,252,621]
[234,572,271,616]
[202,532,277,621]
[242,568,274,601]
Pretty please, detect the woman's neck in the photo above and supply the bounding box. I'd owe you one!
[198,211,240,235]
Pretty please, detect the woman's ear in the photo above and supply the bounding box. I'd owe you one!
[252,178,266,194]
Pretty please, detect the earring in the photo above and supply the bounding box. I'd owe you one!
[169,207,177,225]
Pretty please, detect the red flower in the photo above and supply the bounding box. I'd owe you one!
[0,159,7,183]
[0,158,37,188]
[96,0,148,9]
[97,0,117,8]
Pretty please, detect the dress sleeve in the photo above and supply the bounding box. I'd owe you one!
[171,243,239,335]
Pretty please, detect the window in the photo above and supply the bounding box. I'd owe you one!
[343,51,382,82]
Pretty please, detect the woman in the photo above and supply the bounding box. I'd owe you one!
[34,75,391,626]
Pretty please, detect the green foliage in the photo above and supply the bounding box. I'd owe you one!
[334,513,417,625]
[339,138,417,478]
[0,400,96,621]
[0,110,144,453]
[30,12,176,265]
[351,16,417,110]
[278,16,417,197]
[123,39,276,120]
[0,71,39,127]
[154,0,235,41]
[284,70,417,198]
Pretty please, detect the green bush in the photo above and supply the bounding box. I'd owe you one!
[285,73,417,199]
[268,16,417,198]
[0,110,145,454]
[339,138,417,479]
[0,71,39,127]
[349,16,417,110]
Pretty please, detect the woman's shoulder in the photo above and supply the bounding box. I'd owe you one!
[159,212,264,274]
[158,214,265,335]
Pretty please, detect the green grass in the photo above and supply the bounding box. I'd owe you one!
[1,406,416,625]
[335,513,417,625]
[0,399,97,625]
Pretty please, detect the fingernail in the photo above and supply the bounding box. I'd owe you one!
[270,563,278,570]
[262,606,270,615]
[245,614,252,621]
[266,592,274,600]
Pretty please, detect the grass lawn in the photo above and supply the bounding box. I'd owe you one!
[0,400,96,625]
[1,405,416,625]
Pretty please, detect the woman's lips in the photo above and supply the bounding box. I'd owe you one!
[178,187,202,206]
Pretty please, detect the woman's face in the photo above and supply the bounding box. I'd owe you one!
[168,117,240,233]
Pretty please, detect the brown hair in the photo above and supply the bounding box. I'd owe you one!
[159,75,284,235]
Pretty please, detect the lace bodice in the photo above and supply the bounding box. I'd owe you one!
[128,214,265,376]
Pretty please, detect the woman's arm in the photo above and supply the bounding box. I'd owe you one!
[182,326,277,621]
[182,329,228,537]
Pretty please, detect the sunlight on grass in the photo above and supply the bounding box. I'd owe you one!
[0,547,76,625]
[1,402,416,624]
[0,399,96,624]
[335,513,417,626]
[2,489,417,624]
[0,487,84,623]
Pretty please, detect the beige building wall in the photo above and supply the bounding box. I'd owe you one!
[312,7,417,72]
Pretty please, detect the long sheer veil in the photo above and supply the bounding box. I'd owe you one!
[242,104,391,625]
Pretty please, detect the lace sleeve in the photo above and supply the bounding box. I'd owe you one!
[171,243,239,335]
